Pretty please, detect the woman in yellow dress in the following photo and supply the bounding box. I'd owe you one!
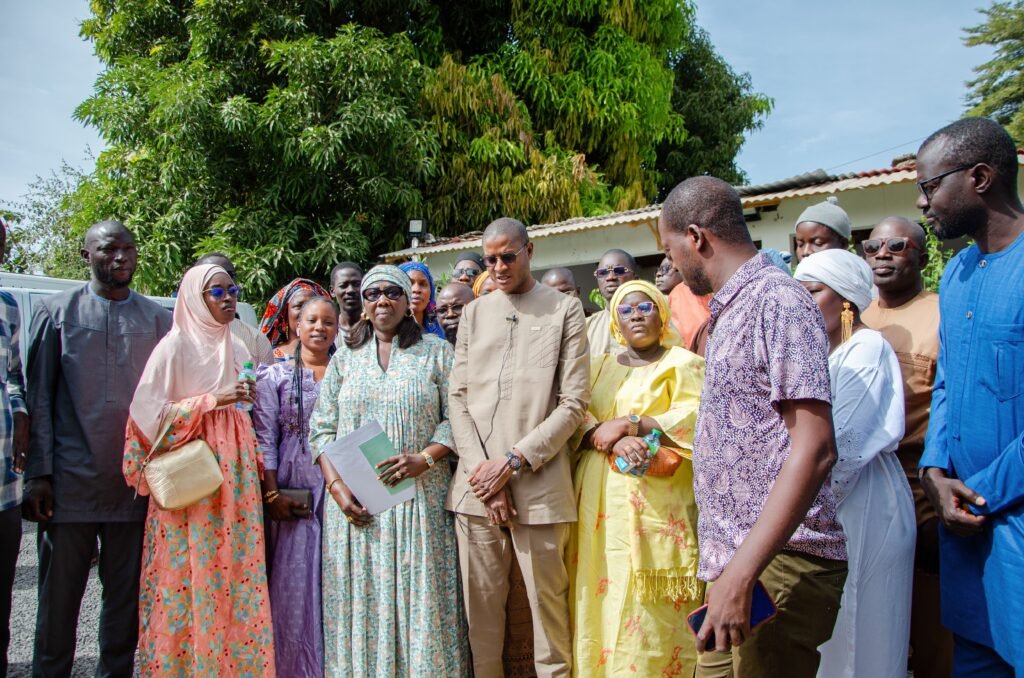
[569,279,705,677]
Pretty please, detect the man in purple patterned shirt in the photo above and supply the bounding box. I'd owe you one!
[658,176,848,678]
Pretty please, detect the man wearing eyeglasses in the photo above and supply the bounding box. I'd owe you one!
[585,249,638,354]
[23,221,172,676]
[447,217,590,677]
[916,118,1024,675]
[436,281,475,346]
[860,216,950,676]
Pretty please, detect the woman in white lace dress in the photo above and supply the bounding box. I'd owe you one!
[795,249,916,678]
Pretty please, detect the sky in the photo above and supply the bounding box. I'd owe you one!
[0,0,996,205]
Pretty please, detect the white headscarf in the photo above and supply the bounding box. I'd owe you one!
[793,249,874,312]
[128,264,250,443]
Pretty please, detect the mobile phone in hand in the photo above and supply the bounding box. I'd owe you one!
[686,580,778,650]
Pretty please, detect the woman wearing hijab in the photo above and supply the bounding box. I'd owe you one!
[568,280,705,677]
[309,265,469,676]
[253,295,338,678]
[123,264,274,676]
[260,278,331,360]
[397,261,445,339]
[794,249,915,678]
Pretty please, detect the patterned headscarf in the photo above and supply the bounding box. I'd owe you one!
[472,270,492,297]
[398,261,444,338]
[259,278,330,347]
[360,264,413,301]
[608,280,676,347]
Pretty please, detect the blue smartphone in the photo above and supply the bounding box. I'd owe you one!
[686,580,778,649]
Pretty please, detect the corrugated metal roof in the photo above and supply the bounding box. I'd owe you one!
[381,151,1024,260]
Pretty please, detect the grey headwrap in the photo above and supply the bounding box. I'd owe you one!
[360,264,413,302]
[796,196,852,240]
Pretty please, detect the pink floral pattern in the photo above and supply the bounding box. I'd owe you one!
[694,254,846,581]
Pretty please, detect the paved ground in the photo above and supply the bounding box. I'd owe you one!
[8,520,102,677]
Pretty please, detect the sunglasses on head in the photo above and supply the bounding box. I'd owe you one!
[204,285,241,301]
[452,267,480,279]
[862,237,920,256]
[595,265,632,279]
[483,243,528,268]
[616,301,656,318]
[362,286,405,302]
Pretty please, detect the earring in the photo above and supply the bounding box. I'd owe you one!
[840,302,854,343]
[360,312,369,321]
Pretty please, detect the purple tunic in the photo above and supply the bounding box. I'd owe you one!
[253,361,325,678]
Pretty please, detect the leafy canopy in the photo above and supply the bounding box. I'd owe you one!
[965,1,1024,144]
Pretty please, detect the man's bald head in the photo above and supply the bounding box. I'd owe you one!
[541,267,580,297]
[599,249,637,270]
[194,252,237,282]
[866,216,928,300]
[84,220,133,249]
[660,176,751,244]
[482,217,529,247]
[436,282,476,344]
[875,216,925,249]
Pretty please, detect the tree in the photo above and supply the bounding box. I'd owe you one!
[0,160,91,280]
[657,27,773,194]
[964,1,1024,144]
[73,1,768,299]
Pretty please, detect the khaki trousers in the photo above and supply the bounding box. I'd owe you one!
[696,551,847,678]
[456,514,572,678]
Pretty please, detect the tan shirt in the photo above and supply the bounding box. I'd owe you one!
[585,308,616,355]
[862,290,940,477]
[447,282,590,524]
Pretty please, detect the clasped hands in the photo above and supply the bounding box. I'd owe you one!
[590,417,650,471]
[469,453,523,528]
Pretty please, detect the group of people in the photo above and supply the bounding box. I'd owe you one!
[0,116,1020,678]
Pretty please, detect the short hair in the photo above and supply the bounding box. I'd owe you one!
[194,252,232,267]
[482,217,529,246]
[331,261,363,281]
[920,117,1018,194]
[84,220,132,246]
[661,176,752,245]
[599,249,637,270]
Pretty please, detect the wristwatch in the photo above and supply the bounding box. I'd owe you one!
[627,414,641,438]
[505,451,524,475]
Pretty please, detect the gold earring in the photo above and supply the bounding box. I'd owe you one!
[840,302,854,343]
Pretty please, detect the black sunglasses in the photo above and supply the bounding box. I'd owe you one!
[452,267,480,279]
[362,286,405,302]
[917,164,973,202]
[595,265,632,279]
[483,243,528,268]
[862,237,920,256]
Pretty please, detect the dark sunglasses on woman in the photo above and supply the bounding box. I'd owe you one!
[452,267,480,279]
[204,285,242,301]
[362,286,405,302]
[862,237,920,256]
[616,301,656,318]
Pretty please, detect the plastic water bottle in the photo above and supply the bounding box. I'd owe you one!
[236,361,255,411]
[615,429,662,477]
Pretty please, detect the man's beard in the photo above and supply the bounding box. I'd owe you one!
[94,267,133,289]
[444,325,458,346]
[678,260,713,296]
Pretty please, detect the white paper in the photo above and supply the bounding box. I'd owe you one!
[321,420,415,515]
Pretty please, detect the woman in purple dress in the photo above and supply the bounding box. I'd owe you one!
[253,296,338,677]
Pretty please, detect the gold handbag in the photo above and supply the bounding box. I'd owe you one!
[138,412,223,511]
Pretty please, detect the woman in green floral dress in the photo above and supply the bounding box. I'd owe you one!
[309,265,469,677]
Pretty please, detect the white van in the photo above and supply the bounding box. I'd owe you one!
[0,272,259,371]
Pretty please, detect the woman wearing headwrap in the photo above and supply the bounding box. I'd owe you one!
[398,261,445,338]
[260,278,331,360]
[123,264,274,676]
[472,269,496,297]
[567,280,705,677]
[794,249,915,678]
[793,196,852,262]
[308,265,469,676]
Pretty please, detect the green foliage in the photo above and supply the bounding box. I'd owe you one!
[657,27,773,193]
[588,286,606,310]
[922,222,957,293]
[964,1,1024,144]
[69,0,768,300]
[0,161,91,279]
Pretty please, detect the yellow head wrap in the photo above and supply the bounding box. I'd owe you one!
[472,270,491,297]
[608,280,678,347]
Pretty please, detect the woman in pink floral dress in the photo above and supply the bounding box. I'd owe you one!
[123,264,274,676]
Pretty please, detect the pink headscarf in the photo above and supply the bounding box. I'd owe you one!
[128,264,250,443]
